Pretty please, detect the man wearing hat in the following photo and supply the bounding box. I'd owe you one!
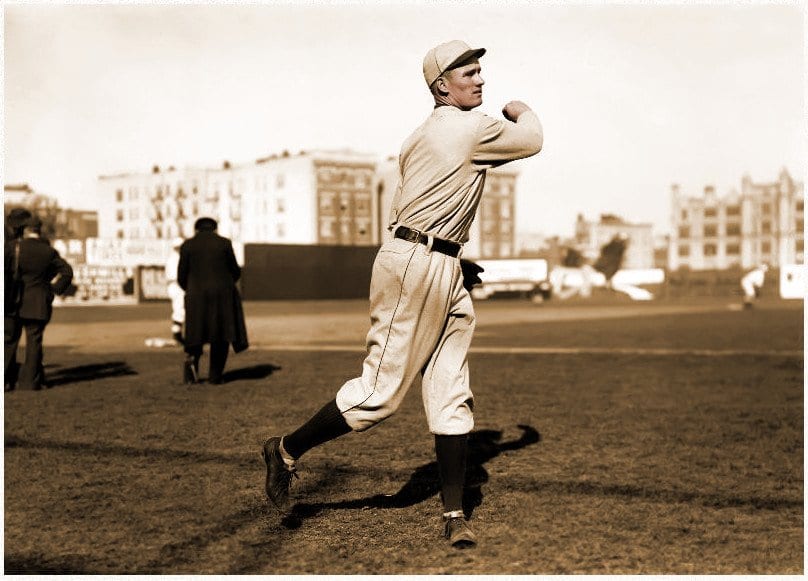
[261,40,543,548]
[4,211,74,391]
[178,217,248,384]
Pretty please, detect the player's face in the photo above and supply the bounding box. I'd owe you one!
[442,60,484,110]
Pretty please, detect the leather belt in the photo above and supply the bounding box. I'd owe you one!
[394,226,461,258]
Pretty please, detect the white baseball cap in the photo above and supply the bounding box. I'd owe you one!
[423,40,486,87]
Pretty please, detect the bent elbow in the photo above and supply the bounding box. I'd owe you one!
[532,130,544,155]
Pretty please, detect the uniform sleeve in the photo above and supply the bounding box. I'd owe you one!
[472,111,543,168]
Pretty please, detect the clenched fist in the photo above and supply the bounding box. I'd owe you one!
[502,100,532,122]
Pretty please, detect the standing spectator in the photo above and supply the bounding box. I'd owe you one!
[178,217,248,384]
[4,213,73,391]
[741,264,768,309]
[165,237,185,345]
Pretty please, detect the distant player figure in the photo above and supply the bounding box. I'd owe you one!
[741,264,768,309]
[165,237,185,345]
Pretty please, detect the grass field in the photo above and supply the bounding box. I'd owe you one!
[3,296,804,574]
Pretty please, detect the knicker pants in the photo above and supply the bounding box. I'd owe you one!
[335,237,476,435]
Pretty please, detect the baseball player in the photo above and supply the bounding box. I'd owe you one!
[165,237,185,345]
[741,263,768,309]
[262,40,543,548]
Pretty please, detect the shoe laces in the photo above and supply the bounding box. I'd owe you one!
[278,460,299,489]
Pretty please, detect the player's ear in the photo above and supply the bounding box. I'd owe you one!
[435,75,449,95]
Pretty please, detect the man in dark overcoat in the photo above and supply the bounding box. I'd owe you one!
[4,212,74,391]
[178,217,248,384]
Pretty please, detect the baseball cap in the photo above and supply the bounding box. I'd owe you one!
[423,40,486,87]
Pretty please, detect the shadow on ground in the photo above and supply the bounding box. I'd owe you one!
[44,361,138,387]
[221,363,282,383]
[282,424,541,528]
[4,553,95,575]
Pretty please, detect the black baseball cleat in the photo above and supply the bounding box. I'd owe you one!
[261,437,298,511]
[444,515,477,549]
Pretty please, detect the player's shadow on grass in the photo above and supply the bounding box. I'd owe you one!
[220,364,282,383]
[283,424,540,529]
[44,361,137,387]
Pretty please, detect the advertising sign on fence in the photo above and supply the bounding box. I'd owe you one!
[53,264,137,306]
[85,238,173,267]
[139,265,169,300]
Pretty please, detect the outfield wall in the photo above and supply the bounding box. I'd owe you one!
[662,267,787,298]
[242,244,379,300]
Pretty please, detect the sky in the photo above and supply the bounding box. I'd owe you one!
[3,1,806,238]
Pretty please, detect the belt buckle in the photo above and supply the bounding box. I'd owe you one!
[405,226,422,243]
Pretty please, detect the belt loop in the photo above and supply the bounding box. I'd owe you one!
[426,234,434,253]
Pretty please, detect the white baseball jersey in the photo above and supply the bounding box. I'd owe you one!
[336,106,543,435]
[390,107,544,243]
[165,248,185,324]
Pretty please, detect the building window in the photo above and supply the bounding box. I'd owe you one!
[680,209,688,221]
[500,243,510,257]
[704,207,717,218]
[797,239,804,252]
[276,174,285,188]
[726,223,741,236]
[761,241,771,254]
[482,220,496,235]
[797,200,804,212]
[704,243,717,256]
[116,229,124,239]
[319,218,334,238]
[726,205,740,216]
[277,223,285,238]
[678,226,689,238]
[762,203,771,215]
[355,196,370,214]
[116,210,124,222]
[704,225,717,237]
[678,245,690,257]
[761,221,771,234]
[320,192,335,212]
[500,203,511,219]
[340,219,351,238]
[116,189,124,202]
[276,198,285,213]
[796,219,803,233]
[726,243,740,255]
